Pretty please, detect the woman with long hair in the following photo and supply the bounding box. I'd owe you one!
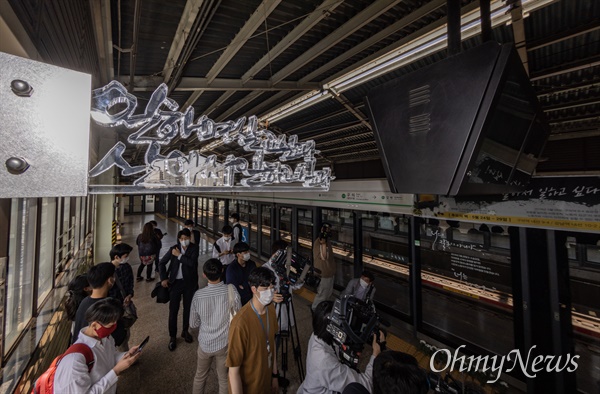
[136,222,160,282]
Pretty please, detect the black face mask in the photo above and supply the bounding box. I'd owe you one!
[319,231,329,240]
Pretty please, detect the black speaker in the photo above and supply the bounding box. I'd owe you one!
[365,42,550,196]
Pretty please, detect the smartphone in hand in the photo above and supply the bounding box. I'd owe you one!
[135,336,150,354]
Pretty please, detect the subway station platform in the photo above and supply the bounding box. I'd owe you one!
[116,214,332,393]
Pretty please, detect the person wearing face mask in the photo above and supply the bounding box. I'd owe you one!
[212,225,236,275]
[107,243,135,351]
[159,228,200,351]
[340,270,376,302]
[54,298,143,394]
[227,267,279,394]
[190,259,241,394]
[226,242,257,305]
[73,263,126,347]
[184,219,201,245]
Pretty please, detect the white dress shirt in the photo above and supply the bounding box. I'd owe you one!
[212,237,236,266]
[189,282,241,353]
[297,334,374,394]
[54,329,126,394]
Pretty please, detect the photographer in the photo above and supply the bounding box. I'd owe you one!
[298,301,384,394]
[311,224,336,311]
[341,270,376,302]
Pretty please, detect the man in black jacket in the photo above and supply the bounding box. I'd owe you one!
[184,219,202,245]
[159,228,200,351]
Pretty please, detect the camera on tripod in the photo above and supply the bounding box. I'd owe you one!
[326,295,388,369]
[270,247,311,302]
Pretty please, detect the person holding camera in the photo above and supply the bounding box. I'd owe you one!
[298,300,384,394]
[341,270,376,302]
[311,224,336,311]
[341,351,428,394]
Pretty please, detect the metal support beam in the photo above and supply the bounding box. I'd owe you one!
[184,0,282,110]
[217,0,405,121]
[353,213,363,279]
[480,0,492,42]
[89,0,114,85]
[530,57,600,81]
[447,0,462,55]
[509,227,576,394]
[119,76,320,91]
[409,216,422,335]
[245,0,473,120]
[333,93,372,130]
[527,22,600,52]
[318,141,376,154]
[202,0,344,116]
[162,0,205,84]
[128,0,142,92]
[509,0,529,75]
[326,148,380,159]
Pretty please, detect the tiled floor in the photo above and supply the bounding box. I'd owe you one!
[116,214,317,393]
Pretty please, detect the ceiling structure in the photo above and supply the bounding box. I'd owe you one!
[4,0,600,179]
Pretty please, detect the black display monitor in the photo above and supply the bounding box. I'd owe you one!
[365,42,549,196]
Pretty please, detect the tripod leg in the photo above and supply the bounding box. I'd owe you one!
[288,299,305,381]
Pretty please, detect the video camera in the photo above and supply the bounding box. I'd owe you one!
[326,295,389,369]
[270,247,311,301]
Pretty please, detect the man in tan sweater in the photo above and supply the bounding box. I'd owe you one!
[311,224,336,311]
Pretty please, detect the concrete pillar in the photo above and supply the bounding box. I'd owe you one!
[92,135,117,264]
[118,195,125,223]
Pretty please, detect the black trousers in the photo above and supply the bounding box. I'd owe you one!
[168,279,195,338]
[137,263,153,279]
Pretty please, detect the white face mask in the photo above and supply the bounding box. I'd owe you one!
[243,253,251,261]
[257,288,274,305]
[359,278,369,289]
[180,239,190,247]
[120,256,129,264]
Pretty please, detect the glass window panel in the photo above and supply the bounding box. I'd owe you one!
[261,205,272,257]
[217,200,226,231]
[570,238,600,393]
[38,198,56,306]
[69,197,76,253]
[297,208,313,261]
[132,195,143,213]
[420,219,514,356]
[62,197,72,260]
[5,198,37,353]
[79,197,86,245]
[207,199,214,231]
[74,198,81,251]
[362,213,410,315]
[321,208,354,289]
[249,203,258,251]
[279,207,293,246]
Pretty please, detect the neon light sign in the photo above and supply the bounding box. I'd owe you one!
[88,81,333,193]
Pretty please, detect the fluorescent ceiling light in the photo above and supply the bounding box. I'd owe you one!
[261,0,555,124]
[261,90,330,123]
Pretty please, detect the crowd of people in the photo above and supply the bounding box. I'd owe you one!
[50,215,429,394]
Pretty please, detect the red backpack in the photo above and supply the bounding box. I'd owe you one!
[32,343,94,394]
